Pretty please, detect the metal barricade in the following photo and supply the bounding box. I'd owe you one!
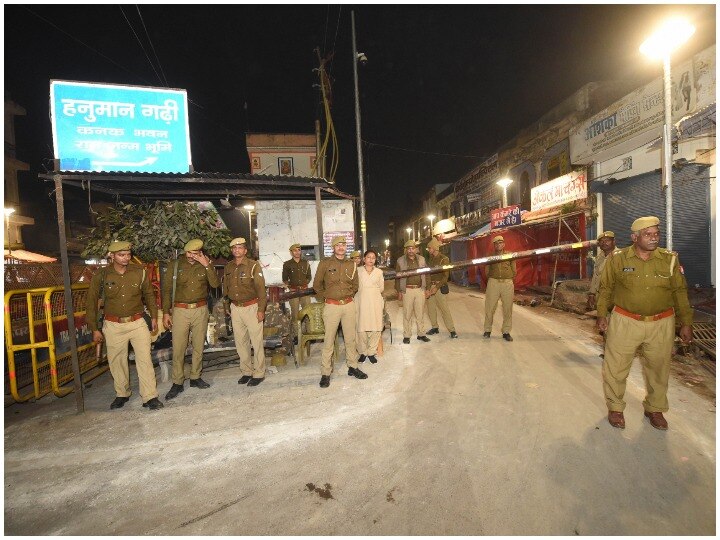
[4,284,108,402]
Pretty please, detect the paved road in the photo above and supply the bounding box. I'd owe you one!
[4,286,716,535]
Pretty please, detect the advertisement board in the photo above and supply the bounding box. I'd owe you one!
[491,205,521,229]
[50,80,192,173]
[569,45,715,164]
[454,154,499,197]
[531,170,587,212]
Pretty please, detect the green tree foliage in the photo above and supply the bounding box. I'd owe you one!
[81,201,232,261]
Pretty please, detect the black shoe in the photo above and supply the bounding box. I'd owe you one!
[238,375,252,385]
[417,335,430,342]
[483,332,491,338]
[320,375,330,388]
[164,383,184,400]
[358,354,366,363]
[502,333,513,342]
[110,396,129,410]
[427,327,439,335]
[348,367,368,379]
[190,378,210,389]
[142,398,164,410]
[450,331,458,338]
[247,377,265,387]
[403,338,410,344]
[367,355,377,364]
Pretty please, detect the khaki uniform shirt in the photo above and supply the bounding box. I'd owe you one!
[86,263,157,332]
[396,256,423,290]
[597,246,693,326]
[282,258,312,287]
[313,256,358,302]
[486,258,516,280]
[223,257,267,312]
[428,253,450,289]
[161,258,220,312]
[589,251,611,295]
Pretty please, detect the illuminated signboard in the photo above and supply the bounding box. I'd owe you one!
[50,80,192,173]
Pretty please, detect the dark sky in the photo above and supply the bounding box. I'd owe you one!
[5,4,716,248]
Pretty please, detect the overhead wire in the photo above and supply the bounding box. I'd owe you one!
[136,5,169,87]
[362,140,491,159]
[119,5,164,87]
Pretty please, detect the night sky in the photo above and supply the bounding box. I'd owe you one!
[4,4,716,249]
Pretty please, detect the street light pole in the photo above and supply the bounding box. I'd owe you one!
[428,214,436,238]
[496,178,513,208]
[243,204,255,255]
[640,18,695,251]
[4,207,15,256]
[351,10,367,253]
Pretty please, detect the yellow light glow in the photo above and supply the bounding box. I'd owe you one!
[496,178,513,189]
[640,18,695,59]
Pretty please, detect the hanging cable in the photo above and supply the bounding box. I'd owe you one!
[119,6,164,86]
[136,5,169,87]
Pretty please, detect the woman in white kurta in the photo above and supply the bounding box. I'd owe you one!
[355,250,385,363]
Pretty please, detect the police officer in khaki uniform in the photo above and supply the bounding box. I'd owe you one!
[425,238,458,339]
[162,239,220,400]
[587,231,616,310]
[313,236,367,388]
[483,235,516,341]
[282,243,312,340]
[223,237,267,387]
[86,241,163,410]
[350,250,362,266]
[597,216,693,431]
[395,239,431,344]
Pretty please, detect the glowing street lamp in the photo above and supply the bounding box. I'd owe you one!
[406,227,412,240]
[384,238,390,247]
[496,178,513,207]
[4,207,15,252]
[427,214,436,237]
[640,18,695,251]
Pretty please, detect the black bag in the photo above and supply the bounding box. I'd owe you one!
[440,284,449,294]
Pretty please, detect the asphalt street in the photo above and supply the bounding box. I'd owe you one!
[4,285,716,535]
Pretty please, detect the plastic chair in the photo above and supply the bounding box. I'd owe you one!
[296,303,339,366]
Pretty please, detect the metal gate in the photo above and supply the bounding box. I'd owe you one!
[597,164,712,287]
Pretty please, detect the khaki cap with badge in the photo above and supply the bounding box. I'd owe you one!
[229,237,246,247]
[289,243,301,251]
[350,250,361,258]
[597,231,615,241]
[108,240,132,252]
[404,239,417,248]
[184,239,203,251]
[331,236,347,247]
[427,238,441,250]
[492,236,504,244]
[631,216,660,232]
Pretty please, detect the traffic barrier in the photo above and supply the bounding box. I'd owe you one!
[4,285,108,403]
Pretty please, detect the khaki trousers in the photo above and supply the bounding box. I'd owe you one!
[170,306,209,385]
[484,278,514,333]
[603,310,675,413]
[357,331,381,356]
[402,288,426,338]
[427,290,455,332]
[103,318,158,401]
[230,303,266,378]
[289,295,310,336]
[321,302,358,376]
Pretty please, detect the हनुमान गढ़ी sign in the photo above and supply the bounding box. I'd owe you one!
[50,80,192,174]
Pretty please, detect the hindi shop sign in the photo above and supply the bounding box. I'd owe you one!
[531,170,587,212]
[50,80,192,173]
[491,205,521,229]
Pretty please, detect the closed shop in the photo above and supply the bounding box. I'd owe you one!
[594,163,711,286]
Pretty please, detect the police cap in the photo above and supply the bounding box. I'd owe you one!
[427,238,441,250]
[331,236,347,247]
[631,216,660,232]
[289,243,301,251]
[350,250,361,258]
[229,237,246,247]
[404,239,417,248]
[184,239,203,252]
[597,231,615,241]
[492,235,504,243]
[108,240,132,252]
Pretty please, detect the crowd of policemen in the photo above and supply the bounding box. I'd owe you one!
[88,215,692,431]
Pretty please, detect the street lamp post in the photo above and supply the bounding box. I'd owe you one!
[406,227,412,240]
[640,18,695,251]
[427,214,436,238]
[4,207,15,254]
[351,10,368,253]
[243,204,255,255]
[496,178,513,208]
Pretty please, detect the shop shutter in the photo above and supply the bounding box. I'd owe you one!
[598,164,711,286]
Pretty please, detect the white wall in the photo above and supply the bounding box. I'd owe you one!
[256,199,355,286]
